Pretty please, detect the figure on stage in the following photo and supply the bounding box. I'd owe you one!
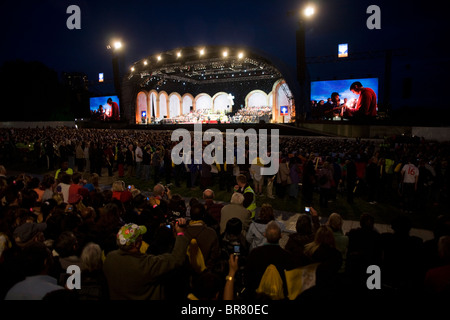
[107,98,120,120]
[343,81,377,121]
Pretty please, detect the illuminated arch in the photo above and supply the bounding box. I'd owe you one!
[272,79,293,123]
[195,93,213,110]
[169,92,182,118]
[245,90,268,108]
[136,91,148,124]
[212,92,232,113]
[158,91,169,118]
[182,93,194,114]
[148,90,158,118]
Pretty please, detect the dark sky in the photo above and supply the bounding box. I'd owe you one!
[0,0,448,107]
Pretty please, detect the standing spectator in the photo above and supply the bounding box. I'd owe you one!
[75,142,85,173]
[234,174,256,220]
[276,158,291,199]
[116,146,125,178]
[135,142,143,179]
[345,157,357,204]
[318,161,333,208]
[400,158,419,213]
[142,145,152,181]
[125,144,135,178]
[302,158,316,206]
[103,220,189,300]
[104,143,115,177]
[288,157,301,199]
[366,157,380,204]
[250,158,264,197]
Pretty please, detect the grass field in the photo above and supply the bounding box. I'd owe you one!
[5,158,445,231]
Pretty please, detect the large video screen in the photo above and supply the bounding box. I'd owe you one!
[89,95,120,121]
[311,78,379,104]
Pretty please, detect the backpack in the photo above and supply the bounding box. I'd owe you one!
[255,264,285,300]
[186,238,206,274]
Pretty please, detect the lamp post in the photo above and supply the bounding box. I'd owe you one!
[107,40,123,106]
[296,5,315,124]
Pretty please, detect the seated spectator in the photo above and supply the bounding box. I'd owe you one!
[304,225,343,288]
[326,213,349,273]
[53,231,82,286]
[78,242,109,300]
[424,235,450,295]
[246,204,287,252]
[220,192,252,235]
[284,208,320,266]
[13,221,47,249]
[345,213,382,288]
[380,215,425,293]
[84,173,100,193]
[5,242,64,300]
[184,203,221,272]
[68,172,86,202]
[103,220,188,300]
[41,174,56,202]
[56,173,71,204]
[202,189,224,235]
[244,221,294,300]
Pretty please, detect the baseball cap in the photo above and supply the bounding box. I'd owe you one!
[117,223,147,246]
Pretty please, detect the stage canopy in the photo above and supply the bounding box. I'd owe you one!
[121,45,296,124]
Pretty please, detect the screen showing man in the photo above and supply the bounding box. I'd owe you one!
[89,96,120,121]
[344,81,377,121]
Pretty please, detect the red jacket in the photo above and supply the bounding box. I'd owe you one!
[356,87,377,117]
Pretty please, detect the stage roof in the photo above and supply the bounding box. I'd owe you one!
[127,45,284,86]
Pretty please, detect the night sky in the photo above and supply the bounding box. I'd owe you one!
[0,0,448,111]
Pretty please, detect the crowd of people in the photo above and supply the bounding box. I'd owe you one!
[1,126,450,300]
[232,106,272,123]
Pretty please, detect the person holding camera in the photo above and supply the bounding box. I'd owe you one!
[103,219,189,300]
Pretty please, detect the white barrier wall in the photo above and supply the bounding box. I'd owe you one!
[412,127,450,142]
[0,122,76,128]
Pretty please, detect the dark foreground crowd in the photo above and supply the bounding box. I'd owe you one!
[0,127,450,302]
